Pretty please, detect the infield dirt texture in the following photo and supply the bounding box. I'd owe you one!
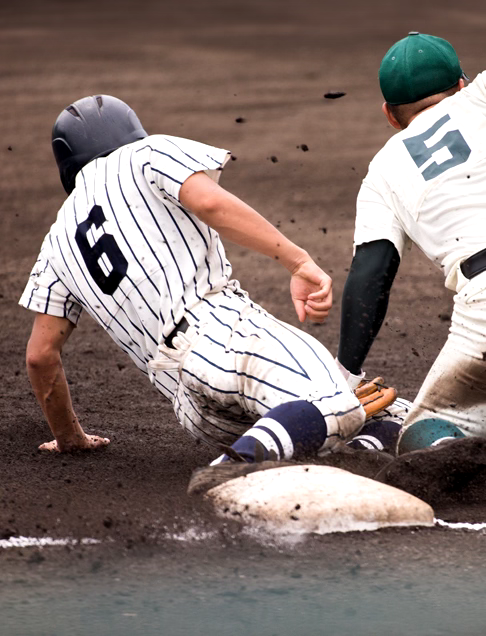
[2,1,486,634]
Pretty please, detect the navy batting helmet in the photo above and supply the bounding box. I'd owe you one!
[52,95,148,194]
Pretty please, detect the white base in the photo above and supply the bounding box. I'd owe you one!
[206,464,434,535]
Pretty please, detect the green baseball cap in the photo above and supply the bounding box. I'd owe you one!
[379,32,467,105]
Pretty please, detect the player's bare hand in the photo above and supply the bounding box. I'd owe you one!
[38,435,111,452]
[290,260,333,323]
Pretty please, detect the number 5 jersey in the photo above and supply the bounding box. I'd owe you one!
[354,71,486,293]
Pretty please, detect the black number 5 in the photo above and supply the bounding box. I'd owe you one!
[75,205,128,295]
[403,114,471,181]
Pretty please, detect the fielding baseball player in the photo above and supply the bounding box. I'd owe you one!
[21,94,400,467]
[337,32,486,455]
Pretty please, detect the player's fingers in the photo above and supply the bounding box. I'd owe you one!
[305,296,333,312]
[307,288,327,301]
[307,284,332,303]
[304,299,331,319]
[39,436,109,452]
[38,440,60,452]
[304,304,331,323]
[292,298,307,323]
[307,279,332,301]
[85,435,110,450]
[306,290,333,313]
[86,435,111,448]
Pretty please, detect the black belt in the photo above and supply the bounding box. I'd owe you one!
[165,317,190,349]
[460,248,486,280]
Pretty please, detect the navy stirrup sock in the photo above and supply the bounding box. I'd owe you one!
[227,400,327,463]
[347,418,402,454]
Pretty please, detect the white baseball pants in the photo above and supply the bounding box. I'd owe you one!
[151,287,365,451]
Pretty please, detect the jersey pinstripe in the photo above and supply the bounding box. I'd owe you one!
[19,134,231,400]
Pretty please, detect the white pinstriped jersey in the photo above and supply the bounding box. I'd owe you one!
[19,134,232,400]
[355,71,486,292]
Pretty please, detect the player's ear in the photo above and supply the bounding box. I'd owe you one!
[458,78,465,90]
[382,102,402,130]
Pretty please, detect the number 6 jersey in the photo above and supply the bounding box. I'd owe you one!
[354,70,486,293]
[19,135,232,395]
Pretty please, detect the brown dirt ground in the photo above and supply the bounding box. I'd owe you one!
[2,0,486,591]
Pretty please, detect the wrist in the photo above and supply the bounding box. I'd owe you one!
[54,421,88,451]
[284,247,310,274]
[56,434,88,451]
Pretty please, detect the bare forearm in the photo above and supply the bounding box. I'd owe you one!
[202,191,309,272]
[26,314,110,453]
[180,172,309,272]
[180,172,332,322]
[27,356,86,450]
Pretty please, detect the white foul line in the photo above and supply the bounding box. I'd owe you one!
[435,518,486,531]
[1,521,485,549]
[0,536,100,549]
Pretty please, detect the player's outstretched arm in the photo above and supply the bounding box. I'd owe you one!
[180,171,332,323]
[26,313,110,452]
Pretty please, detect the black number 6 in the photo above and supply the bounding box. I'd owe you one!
[75,205,128,295]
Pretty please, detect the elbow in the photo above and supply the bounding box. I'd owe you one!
[195,190,223,220]
[352,241,400,279]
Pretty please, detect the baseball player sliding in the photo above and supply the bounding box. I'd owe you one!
[21,94,397,470]
[338,32,486,455]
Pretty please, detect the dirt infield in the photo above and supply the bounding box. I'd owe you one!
[2,1,486,632]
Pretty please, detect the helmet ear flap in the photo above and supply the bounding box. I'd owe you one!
[52,138,77,194]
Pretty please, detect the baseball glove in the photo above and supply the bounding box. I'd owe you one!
[355,377,397,419]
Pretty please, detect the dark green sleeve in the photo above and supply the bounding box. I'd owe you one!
[337,239,400,375]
